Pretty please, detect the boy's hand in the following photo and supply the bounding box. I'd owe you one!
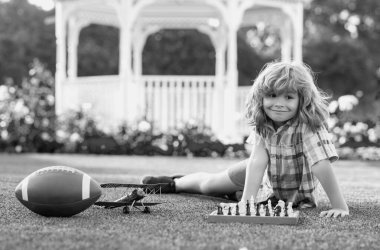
[319,209,349,218]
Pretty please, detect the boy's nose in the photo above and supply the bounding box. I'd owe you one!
[273,97,286,107]
[273,101,284,107]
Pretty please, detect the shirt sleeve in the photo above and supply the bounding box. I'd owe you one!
[246,127,262,146]
[303,126,339,167]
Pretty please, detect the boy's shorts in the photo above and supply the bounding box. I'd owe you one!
[227,159,248,189]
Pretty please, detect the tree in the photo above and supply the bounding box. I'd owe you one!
[237,31,268,86]
[238,25,281,86]
[142,28,269,86]
[303,0,379,96]
[143,29,215,75]
[78,24,119,76]
[0,0,55,84]
[303,38,376,97]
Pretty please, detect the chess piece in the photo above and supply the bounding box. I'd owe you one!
[274,206,281,216]
[235,203,240,216]
[228,206,232,215]
[249,196,255,214]
[268,200,274,216]
[245,200,251,216]
[256,204,260,216]
[259,204,266,216]
[287,202,294,217]
[278,200,286,217]
[265,205,270,216]
[217,205,223,215]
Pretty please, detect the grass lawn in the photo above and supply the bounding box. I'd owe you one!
[0,153,379,250]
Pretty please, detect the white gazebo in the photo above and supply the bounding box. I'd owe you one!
[55,0,304,140]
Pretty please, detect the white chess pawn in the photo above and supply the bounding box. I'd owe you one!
[238,201,246,215]
[287,202,294,217]
[278,200,285,207]
[268,200,273,216]
[249,196,255,214]
[259,204,266,216]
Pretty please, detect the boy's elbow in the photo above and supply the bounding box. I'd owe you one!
[312,160,332,177]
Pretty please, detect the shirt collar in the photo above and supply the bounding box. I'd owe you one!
[264,118,299,134]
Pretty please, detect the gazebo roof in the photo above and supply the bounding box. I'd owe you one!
[57,0,302,28]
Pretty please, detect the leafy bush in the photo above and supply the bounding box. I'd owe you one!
[0,59,59,153]
[55,109,117,154]
[328,94,380,160]
[56,115,234,157]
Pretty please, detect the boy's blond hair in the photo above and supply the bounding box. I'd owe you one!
[245,61,330,134]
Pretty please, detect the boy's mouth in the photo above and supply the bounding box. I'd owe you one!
[271,109,288,112]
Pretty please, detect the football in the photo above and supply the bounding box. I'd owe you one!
[15,166,102,217]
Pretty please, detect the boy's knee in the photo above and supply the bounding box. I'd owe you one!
[199,175,215,195]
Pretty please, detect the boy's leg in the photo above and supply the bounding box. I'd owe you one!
[174,170,240,195]
[175,159,247,197]
[142,160,247,197]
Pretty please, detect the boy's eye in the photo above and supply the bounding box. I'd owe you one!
[286,95,294,99]
[267,93,276,98]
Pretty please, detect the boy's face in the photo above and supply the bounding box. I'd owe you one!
[263,91,299,128]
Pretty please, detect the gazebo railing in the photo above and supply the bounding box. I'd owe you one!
[140,75,217,130]
[236,86,252,137]
[60,75,251,138]
[62,75,121,122]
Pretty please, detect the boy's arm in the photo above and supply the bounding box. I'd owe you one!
[240,137,268,202]
[312,160,349,218]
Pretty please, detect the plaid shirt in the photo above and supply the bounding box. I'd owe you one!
[247,120,338,207]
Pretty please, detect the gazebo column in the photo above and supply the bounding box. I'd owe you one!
[197,24,226,136]
[132,26,144,119]
[67,19,88,79]
[224,1,240,141]
[55,1,67,115]
[118,1,135,123]
[281,20,292,62]
[212,28,227,137]
[67,18,79,79]
[132,25,161,120]
[290,4,303,61]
